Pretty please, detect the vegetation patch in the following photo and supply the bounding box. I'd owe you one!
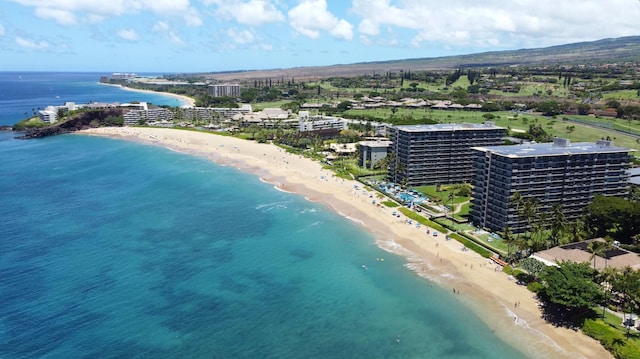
[398,208,447,233]
[582,318,640,359]
[382,201,399,208]
[447,233,493,258]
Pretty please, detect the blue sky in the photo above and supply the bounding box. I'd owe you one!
[2,0,640,73]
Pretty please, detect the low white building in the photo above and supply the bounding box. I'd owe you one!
[38,108,58,124]
[298,111,347,132]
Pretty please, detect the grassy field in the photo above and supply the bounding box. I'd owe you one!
[602,89,640,100]
[341,107,640,150]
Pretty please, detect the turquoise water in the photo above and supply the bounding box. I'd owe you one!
[0,131,528,358]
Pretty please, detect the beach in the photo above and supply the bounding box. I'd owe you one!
[99,83,196,108]
[79,126,612,359]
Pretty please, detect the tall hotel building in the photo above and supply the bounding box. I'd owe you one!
[388,122,506,186]
[470,138,633,233]
[207,83,241,97]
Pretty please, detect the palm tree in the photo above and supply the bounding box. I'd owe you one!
[510,191,524,230]
[447,191,456,228]
[587,240,606,270]
[520,198,539,241]
[614,267,640,339]
[549,203,566,247]
[567,219,586,243]
[502,226,515,262]
[602,236,615,269]
[598,266,618,318]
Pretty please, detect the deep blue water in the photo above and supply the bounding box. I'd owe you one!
[0,72,185,126]
[0,73,528,358]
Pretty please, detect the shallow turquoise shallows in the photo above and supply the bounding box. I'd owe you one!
[0,131,526,358]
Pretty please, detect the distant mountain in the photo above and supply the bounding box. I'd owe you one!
[206,36,640,81]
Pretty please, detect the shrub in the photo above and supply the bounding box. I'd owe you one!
[527,282,543,293]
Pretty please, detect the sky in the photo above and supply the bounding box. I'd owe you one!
[1,0,640,73]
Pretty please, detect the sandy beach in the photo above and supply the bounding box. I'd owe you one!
[99,83,196,108]
[79,126,612,359]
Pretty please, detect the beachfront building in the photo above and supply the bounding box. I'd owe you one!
[207,83,240,98]
[358,140,392,169]
[38,108,58,124]
[388,122,506,186]
[298,111,347,132]
[470,138,634,234]
[175,105,252,123]
[123,107,174,125]
[531,238,640,271]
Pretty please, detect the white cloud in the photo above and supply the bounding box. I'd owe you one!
[9,0,202,26]
[16,36,49,49]
[117,29,139,42]
[34,7,76,26]
[288,0,353,40]
[209,0,285,26]
[0,24,5,36]
[153,21,185,46]
[228,28,255,45]
[350,0,640,50]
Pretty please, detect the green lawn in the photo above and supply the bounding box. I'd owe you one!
[413,184,470,205]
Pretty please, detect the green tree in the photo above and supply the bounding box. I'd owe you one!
[240,88,258,103]
[539,261,604,324]
[585,195,640,243]
[612,267,640,339]
[536,100,562,116]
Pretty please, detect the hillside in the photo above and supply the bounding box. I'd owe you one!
[203,36,640,82]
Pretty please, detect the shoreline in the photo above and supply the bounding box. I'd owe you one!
[78,126,612,359]
[98,82,196,108]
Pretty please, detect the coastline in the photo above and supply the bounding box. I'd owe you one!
[78,126,612,359]
[98,82,196,108]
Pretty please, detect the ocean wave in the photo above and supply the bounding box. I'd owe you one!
[255,201,289,211]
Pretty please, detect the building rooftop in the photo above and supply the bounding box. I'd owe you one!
[359,140,392,148]
[473,138,634,158]
[531,238,640,271]
[393,122,503,133]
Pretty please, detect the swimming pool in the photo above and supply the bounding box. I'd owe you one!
[398,192,425,204]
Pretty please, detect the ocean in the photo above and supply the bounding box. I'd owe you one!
[0,72,185,127]
[0,73,528,358]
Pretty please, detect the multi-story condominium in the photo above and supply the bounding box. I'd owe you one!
[388,122,506,186]
[470,138,633,234]
[298,111,347,132]
[207,83,240,97]
[176,106,252,122]
[358,140,392,169]
[38,109,58,124]
[123,108,174,125]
